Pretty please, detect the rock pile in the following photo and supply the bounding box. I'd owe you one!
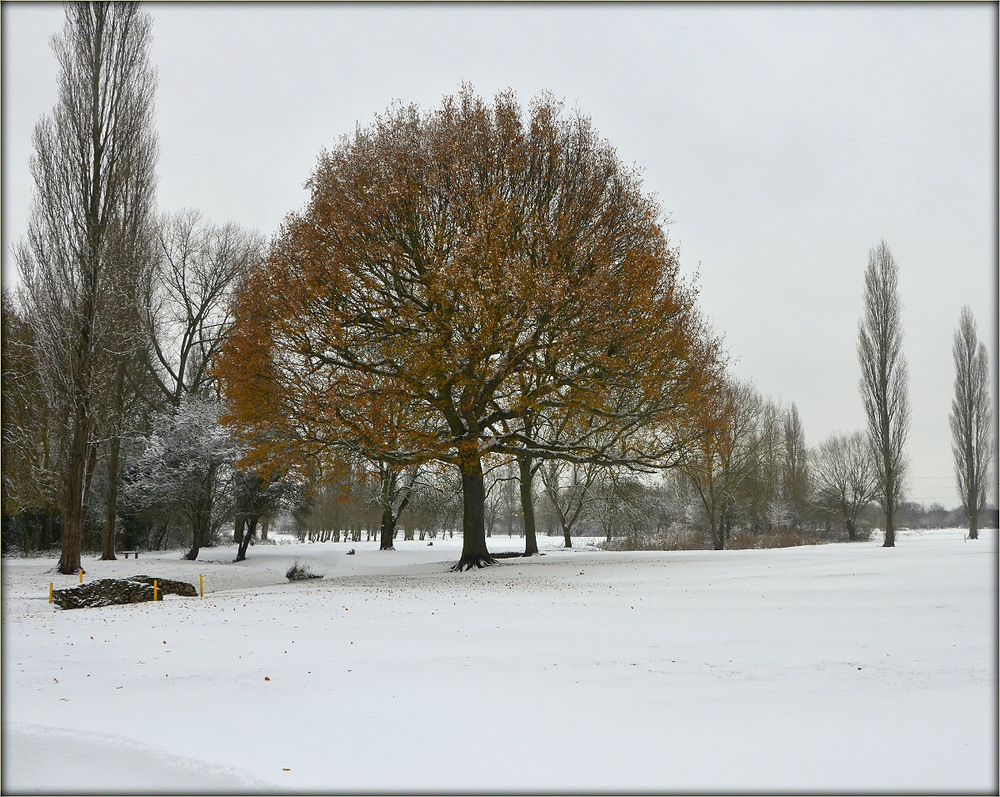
[52,576,197,609]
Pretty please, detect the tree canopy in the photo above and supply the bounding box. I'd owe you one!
[216,87,723,570]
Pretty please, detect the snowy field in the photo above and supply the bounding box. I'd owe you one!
[2,528,996,794]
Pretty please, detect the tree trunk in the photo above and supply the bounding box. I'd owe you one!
[452,451,495,571]
[518,456,538,557]
[186,511,210,560]
[58,408,88,574]
[235,518,257,562]
[882,479,896,548]
[185,463,217,560]
[83,439,99,517]
[101,435,121,560]
[845,516,858,542]
[233,515,244,543]
[711,506,726,551]
[562,521,572,549]
[379,504,395,551]
[185,531,203,560]
[882,501,895,547]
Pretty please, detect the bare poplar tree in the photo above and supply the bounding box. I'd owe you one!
[857,241,909,547]
[782,402,810,531]
[15,2,158,574]
[949,306,992,540]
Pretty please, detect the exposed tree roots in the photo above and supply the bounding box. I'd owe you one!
[450,555,498,572]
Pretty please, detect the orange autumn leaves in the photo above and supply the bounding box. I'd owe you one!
[215,87,724,489]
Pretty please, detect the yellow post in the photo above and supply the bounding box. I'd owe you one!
[199,574,204,597]
[49,583,53,604]
[153,579,158,601]
[78,569,83,584]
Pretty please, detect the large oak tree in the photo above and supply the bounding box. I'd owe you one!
[217,87,721,570]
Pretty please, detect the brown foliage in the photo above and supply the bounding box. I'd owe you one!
[215,87,723,568]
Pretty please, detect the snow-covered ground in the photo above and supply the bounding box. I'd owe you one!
[2,529,996,794]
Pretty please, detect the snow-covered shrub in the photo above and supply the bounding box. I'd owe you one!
[286,560,322,580]
[124,394,238,558]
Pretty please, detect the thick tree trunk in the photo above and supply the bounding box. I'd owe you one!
[845,516,858,542]
[185,535,202,561]
[101,435,121,560]
[452,452,495,571]
[518,456,538,557]
[186,512,210,560]
[562,522,572,549]
[882,490,896,547]
[58,409,88,574]
[379,504,395,551]
[968,511,979,540]
[882,506,895,547]
[234,515,244,543]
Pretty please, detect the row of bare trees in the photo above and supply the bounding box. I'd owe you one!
[856,242,994,545]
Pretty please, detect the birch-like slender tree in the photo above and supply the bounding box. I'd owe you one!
[15,2,158,574]
[857,241,909,548]
[949,306,992,540]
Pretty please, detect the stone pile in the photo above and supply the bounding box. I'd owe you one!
[52,576,197,609]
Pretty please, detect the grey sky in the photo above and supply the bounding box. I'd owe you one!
[2,2,996,509]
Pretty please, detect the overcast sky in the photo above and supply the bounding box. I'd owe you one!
[2,2,996,509]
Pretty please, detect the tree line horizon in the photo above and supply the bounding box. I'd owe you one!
[2,3,995,574]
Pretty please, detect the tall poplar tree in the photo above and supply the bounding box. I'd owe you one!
[949,306,992,540]
[15,2,158,574]
[857,241,909,548]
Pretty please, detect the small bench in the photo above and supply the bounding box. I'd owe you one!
[121,550,139,559]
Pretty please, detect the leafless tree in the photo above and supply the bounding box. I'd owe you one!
[811,431,877,541]
[142,209,264,405]
[746,395,786,534]
[15,2,158,574]
[782,403,810,531]
[857,241,909,547]
[949,306,993,540]
[540,457,602,548]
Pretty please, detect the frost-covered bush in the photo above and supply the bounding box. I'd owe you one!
[124,395,237,558]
